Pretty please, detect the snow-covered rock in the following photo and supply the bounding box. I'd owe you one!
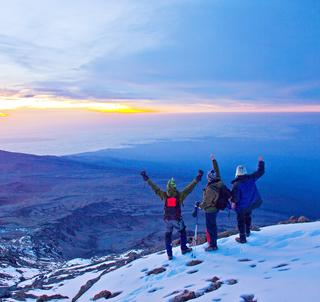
[3,221,320,301]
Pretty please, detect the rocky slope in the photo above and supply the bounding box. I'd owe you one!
[1,221,319,302]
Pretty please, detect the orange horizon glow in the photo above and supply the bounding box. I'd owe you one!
[0,94,319,114]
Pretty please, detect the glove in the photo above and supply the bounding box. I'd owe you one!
[196,169,204,182]
[140,170,149,181]
[192,202,200,217]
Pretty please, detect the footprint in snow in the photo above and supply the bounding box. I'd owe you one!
[238,258,252,262]
[184,284,195,288]
[276,230,305,241]
[272,263,289,269]
[249,264,257,268]
[187,269,198,274]
[310,230,320,237]
[148,286,164,293]
[278,268,291,272]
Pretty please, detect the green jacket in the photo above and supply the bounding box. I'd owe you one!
[199,159,223,213]
[146,178,199,204]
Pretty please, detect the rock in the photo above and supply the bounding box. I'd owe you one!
[11,292,39,301]
[250,226,261,231]
[146,267,166,275]
[238,258,252,262]
[289,216,298,223]
[93,290,112,300]
[204,281,222,292]
[240,294,256,302]
[92,290,121,300]
[206,276,220,282]
[187,269,198,274]
[186,260,203,267]
[126,252,139,261]
[36,294,69,302]
[298,216,310,223]
[72,276,100,302]
[224,278,238,285]
[172,290,196,302]
[279,216,302,224]
[218,230,238,239]
[0,287,11,299]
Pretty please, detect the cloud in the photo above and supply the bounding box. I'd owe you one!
[0,0,319,109]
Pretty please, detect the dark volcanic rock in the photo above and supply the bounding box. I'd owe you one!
[93,290,112,300]
[186,260,203,267]
[146,267,166,275]
[172,290,196,302]
[224,278,238,285]
[36,294,69,302]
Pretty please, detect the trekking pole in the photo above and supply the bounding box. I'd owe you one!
[191,202,199,259]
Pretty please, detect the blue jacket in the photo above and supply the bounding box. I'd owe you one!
[231,161,265,211]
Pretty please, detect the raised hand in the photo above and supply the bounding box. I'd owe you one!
[140,170,149,181]
[210,154,215,161]
[196,170,204,182]
[258,155,264,162]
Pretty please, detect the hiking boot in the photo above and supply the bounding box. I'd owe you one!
[181,247,192,255]
[168,255,173,260]
[205,246,218,252]
[235,237,247,244]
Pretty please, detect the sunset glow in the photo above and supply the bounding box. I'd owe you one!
[0,97,155,114]
[0,95,320,115]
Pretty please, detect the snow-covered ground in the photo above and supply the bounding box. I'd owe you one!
[6,221,320,302]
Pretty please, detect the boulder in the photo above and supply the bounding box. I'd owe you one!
[36,294,69,302]
[186,260,203,267]
[93,290,112,300]
[298,216,310,223]
[172,290,196,302]
[146,267,166,275]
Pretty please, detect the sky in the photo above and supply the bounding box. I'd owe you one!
[0,0,319,154]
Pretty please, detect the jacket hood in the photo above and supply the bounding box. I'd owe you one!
[231,175,249,184]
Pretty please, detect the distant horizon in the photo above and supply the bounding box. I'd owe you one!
[0,111,319,156]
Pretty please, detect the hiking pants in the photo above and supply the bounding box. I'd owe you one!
[164,219,188,257]
[205,211,218,248]
[237,209,252,240]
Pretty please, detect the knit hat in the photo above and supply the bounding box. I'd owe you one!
[207,169,217,182]
[166,178,177,196]
[235,165,247,177]
[167,178,176,190]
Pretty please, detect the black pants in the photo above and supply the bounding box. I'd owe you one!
[236,209,252,240]
[205,211,218,247]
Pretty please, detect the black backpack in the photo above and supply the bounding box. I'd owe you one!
[216,185,232,210]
